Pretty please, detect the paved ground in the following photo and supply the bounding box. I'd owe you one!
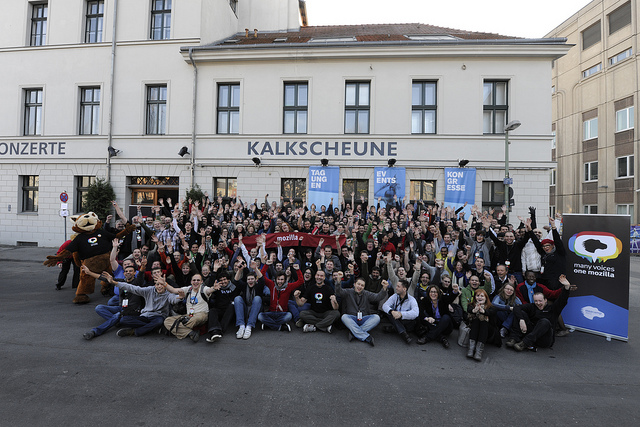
[1,245,639,426]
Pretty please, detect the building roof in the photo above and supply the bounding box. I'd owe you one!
[207,23,519,48]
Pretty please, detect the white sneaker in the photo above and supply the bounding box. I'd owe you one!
[242,326,252,339]
[303,324,317,333]
[236,325,246,339]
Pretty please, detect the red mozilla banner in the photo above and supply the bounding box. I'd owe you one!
[232,232,346,249]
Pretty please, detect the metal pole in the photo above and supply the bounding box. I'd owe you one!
[504,130,510,225]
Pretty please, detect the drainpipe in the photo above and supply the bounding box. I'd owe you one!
[106,0,118,182]
[188,47,197,188]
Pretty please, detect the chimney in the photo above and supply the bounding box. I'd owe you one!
[245,28,249,37]
[254,29,258,38]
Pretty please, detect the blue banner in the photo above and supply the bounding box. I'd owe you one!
[562,214,629,341]
[308,166,340,211]
[373,167,405,208]
[444,168,476,219]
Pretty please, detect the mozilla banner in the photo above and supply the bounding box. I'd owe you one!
[562,214,630,341]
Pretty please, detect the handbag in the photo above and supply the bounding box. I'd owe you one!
[457,321,470,347]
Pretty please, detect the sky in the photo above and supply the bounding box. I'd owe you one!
[304,0,594,38]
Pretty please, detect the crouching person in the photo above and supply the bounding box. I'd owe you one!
[233,261,266,340]
[336,277,389,346]
[108,272,182,337]
[164,273,212,342]
[296,270,340,333]
[258,262,303,331]
[507,274,576,352]
[382,279,419,344]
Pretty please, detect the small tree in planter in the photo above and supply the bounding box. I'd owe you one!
[83,178,116,222]
[184,184,205,212]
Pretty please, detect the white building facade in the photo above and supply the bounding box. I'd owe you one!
[0,0,569,246]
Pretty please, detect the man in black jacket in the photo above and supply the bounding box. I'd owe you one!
[507,274,576,351]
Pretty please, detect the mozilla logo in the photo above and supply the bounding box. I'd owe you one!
[568,232,622,263]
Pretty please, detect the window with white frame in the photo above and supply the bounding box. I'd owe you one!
[30,3,48,46]
[550,168,556,186]
[549,206,556,217]
[583,117,598,140]
[214,178,237,200]
[617,155,634,178]
[146,85,167,135]
[345,81,370,134]
[217,83,240,134]
[551,130,556,149]
[150,0,171,40]
[75,176,96,213]
[617,204,634,217]
[24,88,43,136]
[79,87,100,135]
[85,1,104,43]
[616,106,634,132]
[283,82,308,134]
[584,161,598,182]
[584,205,598,214]
[411,81,437,134]
[610,48,632,66]
[483,80,508,134]
[582,63,601,78]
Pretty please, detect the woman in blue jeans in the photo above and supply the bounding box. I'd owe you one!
[491,279,521,338]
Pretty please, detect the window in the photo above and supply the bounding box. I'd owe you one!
[582,21,601,50]
[343,179,369,207]
[584,161,598,182]
[483,81,508,134]
[609,2,631,35]
[24,89,43,136]
[583,117,598,140]
[146,85,167,135]
[79,87,100,135]
[345,82,370,134]
[217,84,240,134]
[85,1,104,43]
[610,48,632,66]
[283,82,308,134]
[616,106,634,132]
[412,81,437,134]
[582,63,601,78]
[30,3,48,46]
[482,181,504,211]
[214,178,237,200]
[584,205,598,214]
[617,204,634,217]
[150,0,171,40]
[550,168,556,186]
[551,130,556,149]
[21,175,39,212]
[549,205,556,217]
[75,176,96,213]
[229,0,238,14]
[410,180,436,203]
[617,155,634,178]
[281,178,306,205]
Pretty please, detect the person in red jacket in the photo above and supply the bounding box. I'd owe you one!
[257,261,303,331]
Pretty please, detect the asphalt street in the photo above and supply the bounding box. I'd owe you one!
[1,245,639,426]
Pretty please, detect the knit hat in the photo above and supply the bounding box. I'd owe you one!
[540,239,554,246]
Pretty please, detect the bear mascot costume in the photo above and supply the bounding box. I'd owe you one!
[44,212,135,304]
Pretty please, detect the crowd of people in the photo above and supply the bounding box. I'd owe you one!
[58,192,577,361]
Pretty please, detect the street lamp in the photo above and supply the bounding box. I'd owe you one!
[504,120,521,224]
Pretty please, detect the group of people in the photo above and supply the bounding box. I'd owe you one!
[60,193,577,360]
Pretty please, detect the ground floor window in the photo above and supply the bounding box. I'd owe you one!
[75,176,96,213]
[214,178,237,203]
[584,205,598,215]
[409,180,436,204]
[281,178,306,207]
[21,175,39,212]
[343,179,369,210]
[128,176,179,217]
[617,204,634,218]
[482,181,504,212]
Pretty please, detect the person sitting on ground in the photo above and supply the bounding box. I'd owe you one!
[507,274,576,352]
[466,288,499,361]
[515,270,562,305]
[492,279,522,338]
[232,260,266,340]
[258,261,303,331]
[103,270,181,338]
[163,273,213,343]
[416,284,459,348]
[295,270,340,333]
[204,268,239,343]
[382,279,419,344]
[460,273,492,314]
[81,263,146,340]
[336,277,389,346]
